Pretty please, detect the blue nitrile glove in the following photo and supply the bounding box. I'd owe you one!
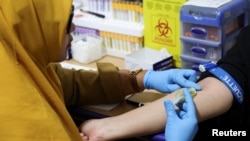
[164,88,198,141]
[143,69,201,93]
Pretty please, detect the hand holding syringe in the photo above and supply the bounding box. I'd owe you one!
[164,87,198,141]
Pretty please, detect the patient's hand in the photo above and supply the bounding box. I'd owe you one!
[79,119,108,141]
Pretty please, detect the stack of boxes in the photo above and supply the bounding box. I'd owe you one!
[180,0,249,75]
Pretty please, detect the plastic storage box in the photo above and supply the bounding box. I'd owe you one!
[180,0,249,74]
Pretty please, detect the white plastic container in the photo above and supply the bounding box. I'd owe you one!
[71,35,103,64]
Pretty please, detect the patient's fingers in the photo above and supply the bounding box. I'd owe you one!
[80,132,89,141]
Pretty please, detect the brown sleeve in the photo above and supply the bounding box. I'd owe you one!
[51,62,123,106]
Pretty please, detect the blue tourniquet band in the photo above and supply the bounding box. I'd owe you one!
[199,62,244,104]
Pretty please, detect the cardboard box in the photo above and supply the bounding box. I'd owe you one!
[125,48,173,71]
[143,0,187,68]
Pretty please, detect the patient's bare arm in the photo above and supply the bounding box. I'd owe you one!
[79,77,233,141]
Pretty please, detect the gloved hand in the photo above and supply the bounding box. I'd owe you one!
[164,88,198,141]
[143,69,201,93]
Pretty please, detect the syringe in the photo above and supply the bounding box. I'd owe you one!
[172,87,197,105]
